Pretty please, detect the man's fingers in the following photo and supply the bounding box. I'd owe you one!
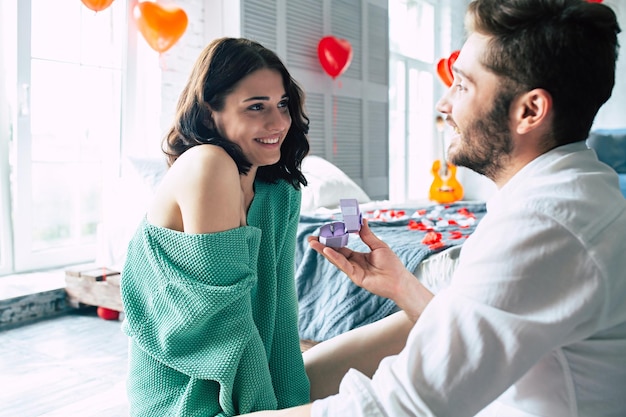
[308,236,327,253]
[308,236,355,276]
[358,219,389,251]
[321,247,353,273]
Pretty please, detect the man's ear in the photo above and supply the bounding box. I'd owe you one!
[512,88,552,135]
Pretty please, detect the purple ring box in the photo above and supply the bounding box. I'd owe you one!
[319,199,363,248]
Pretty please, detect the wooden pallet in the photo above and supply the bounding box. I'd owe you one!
[64,265,320,351]
[65,266,123,312]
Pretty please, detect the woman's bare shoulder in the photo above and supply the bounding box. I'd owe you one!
[173,144,238,176]
[148,144,243,233]
[158,145,239,198]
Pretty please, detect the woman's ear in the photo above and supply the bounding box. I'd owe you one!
[202,104,215,129]
[513,88,552,135]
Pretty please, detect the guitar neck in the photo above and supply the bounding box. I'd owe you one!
[438,129,449,177]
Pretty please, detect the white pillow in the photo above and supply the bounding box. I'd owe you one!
[96,156,168,270]
[300,155,371,213]
[126,155,168,191]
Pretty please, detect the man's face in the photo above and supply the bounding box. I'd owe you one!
[436,33,516,180]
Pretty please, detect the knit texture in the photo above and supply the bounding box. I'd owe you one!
[121,179,310,416]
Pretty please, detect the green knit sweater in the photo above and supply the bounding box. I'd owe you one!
[120,179,310,417]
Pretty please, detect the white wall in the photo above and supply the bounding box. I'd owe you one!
[148,0,626,203]
[158,0,207,136]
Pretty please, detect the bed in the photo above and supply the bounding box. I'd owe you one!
[94,154,486,342]
[296,201,485,342]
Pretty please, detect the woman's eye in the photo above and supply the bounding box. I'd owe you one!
[248,99,289,112]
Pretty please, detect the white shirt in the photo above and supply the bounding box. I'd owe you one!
[312,142,626,417]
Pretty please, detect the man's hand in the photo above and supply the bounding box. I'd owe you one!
[308,219,433,322]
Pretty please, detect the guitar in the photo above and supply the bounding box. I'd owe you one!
[428,116,464,203]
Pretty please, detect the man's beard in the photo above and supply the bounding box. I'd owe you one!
[448,91,515,180]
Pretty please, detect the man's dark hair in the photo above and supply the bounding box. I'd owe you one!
[466,0,621,145]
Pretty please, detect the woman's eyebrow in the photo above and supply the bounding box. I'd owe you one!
[243,94,288,102]
[244,96,269,102]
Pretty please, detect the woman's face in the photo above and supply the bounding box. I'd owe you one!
[211,68,291,169]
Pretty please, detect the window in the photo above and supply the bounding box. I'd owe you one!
[388,0,452,202]
[0,0,159,276]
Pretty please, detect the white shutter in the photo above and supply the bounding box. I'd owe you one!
[331,0,362,80]
[241,0,389,199]
[334,96,363,179]
[286,0,324,71]
[368,3,388,85]
[305,92,326,156]
[242,0,278,51]
[366,100,389,198]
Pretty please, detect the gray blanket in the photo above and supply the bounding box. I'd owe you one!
[295,202,486,341]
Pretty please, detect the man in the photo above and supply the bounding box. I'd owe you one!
[242,0,626,415]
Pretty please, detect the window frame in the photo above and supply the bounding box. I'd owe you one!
[0,0,150,276]
[388,0,453,202]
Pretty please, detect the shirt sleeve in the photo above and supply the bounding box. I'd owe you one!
[312,208,607,417]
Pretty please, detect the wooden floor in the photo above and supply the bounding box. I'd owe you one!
[0,308,130,417]
[0,306,319,417]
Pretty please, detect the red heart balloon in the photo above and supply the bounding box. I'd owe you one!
[81,0,115,12]
[447,50,460,76]
[436,50,460,87]
[133,1,188,54]
[437,58,454,87]
[318,36,353,79]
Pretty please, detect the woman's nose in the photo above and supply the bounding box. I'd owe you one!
[267,108,291,131]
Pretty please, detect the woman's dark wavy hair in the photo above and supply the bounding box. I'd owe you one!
[466,0,620,145]
[162,37,309,189]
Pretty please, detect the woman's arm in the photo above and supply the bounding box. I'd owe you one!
[147,144,243,233]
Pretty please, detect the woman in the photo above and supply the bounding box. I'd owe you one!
[120,37,310,417]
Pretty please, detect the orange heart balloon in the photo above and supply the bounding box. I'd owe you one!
[81,0,115,12]
[133,1,188,54]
